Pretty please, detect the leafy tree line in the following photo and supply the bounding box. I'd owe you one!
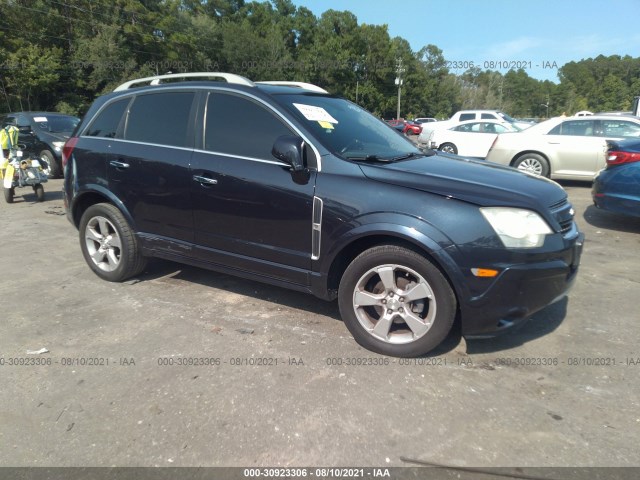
[1,0,639,119]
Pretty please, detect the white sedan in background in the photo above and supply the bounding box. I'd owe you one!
[485,115,640,180]
[420,120,520,158]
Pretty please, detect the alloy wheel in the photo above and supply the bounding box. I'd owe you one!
[84,216,123,272]
[352,264,436,344]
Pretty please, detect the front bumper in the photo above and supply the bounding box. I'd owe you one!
[460,232,584,336]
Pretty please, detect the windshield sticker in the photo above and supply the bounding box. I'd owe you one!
[33,116,48,122]
[293,103,338,124]
[318,121,334,130]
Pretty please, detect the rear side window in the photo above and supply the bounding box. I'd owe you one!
[459,113,475,121]
[493,124,510,133]
[85,99,129,138]
[454,122,481,132]
[600,120,640,138]
[205,93,292,160]
[549,120,594,136]
[125,92,195,147]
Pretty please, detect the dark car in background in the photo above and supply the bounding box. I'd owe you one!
[1,112,80,177]
[63,72,584,357]
[592,139,640,218]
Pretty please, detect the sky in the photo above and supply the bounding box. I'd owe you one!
[291,0,640,83]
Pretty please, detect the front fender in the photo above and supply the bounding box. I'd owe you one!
[315,213,469,303]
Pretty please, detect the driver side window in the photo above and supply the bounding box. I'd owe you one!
[205,93,297,163]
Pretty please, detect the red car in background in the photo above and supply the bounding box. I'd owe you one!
[384,119,423,136]
[403,121,423,136]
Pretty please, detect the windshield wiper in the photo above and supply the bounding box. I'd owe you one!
[345,154,393,163]
[387,152,425,162]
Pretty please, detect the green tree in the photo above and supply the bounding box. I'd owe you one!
[4,44,62,111]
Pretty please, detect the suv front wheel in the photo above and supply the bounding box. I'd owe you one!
[79,203,147,282]
[338,245,456,357]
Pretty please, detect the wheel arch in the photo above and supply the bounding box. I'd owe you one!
[71,187,136,230]
[323,227,465,308]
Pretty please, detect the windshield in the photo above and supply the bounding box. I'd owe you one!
[497,111,517,123]
[33,115,80,133]
[275,94,423,161]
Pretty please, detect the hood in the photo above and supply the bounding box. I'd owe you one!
[358,152,567,211]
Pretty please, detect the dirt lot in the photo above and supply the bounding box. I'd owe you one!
[1,178,639,471]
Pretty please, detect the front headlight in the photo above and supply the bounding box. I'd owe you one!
[52,141,65,151]
[480,207,553,248]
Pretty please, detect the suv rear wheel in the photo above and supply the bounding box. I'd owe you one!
[79,203,147,282]
[338,245,456,357]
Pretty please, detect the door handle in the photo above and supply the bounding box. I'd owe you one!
[193,175,218,185]
[109,160,130,169]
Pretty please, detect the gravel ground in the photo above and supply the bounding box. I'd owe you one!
[0,178,639,472]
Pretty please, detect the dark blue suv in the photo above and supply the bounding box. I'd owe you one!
[63,73,584,357]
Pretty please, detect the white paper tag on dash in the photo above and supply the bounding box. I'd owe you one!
[33,117,48,122]
[293,103,338,124]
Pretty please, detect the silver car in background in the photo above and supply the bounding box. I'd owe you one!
[485,115,640,180]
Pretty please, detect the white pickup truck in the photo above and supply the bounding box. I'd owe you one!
[448,110,533,129]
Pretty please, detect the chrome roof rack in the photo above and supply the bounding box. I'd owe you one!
[114,72,255,91]
[256,81,328,93]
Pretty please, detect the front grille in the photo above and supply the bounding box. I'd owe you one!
[559,219,573,234]
[549,196,575,236]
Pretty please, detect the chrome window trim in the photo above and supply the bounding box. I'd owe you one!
[77,136,194,152]
[82,85,323,171]
[193,148,285,166]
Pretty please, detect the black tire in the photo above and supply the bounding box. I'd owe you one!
[33,184,45,202]
[40,150,61,178]
[439,143,458,155]
[79,203,147,282]
[512,153,550,177]
[4,187,15,204]
[338,245,456,357]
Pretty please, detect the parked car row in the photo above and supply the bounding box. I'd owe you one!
[1,112,80,178]
[413,108,640,219]
[420,119,520,158]
[485,115,640,180]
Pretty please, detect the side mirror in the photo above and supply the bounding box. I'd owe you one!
[272,135,306,173]
[18,126,32,135]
